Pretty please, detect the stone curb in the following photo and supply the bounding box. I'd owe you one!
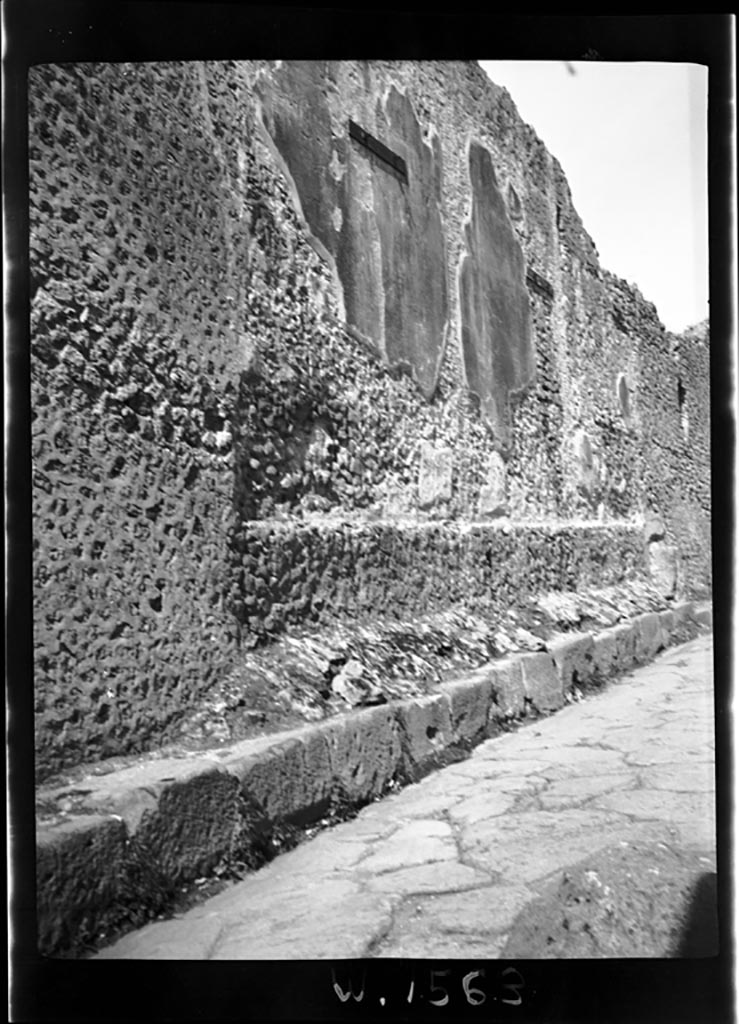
[36,600,710,955]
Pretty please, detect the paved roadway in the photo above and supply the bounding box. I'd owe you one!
[97,635,716,959]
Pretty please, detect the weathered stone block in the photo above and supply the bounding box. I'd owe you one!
[658,609,676,638]
[383,480,412,517]
[574,429,598,499]
[130,769,246,881]
[479,451,508,517]
[321,705,402,804]
[395,693,453,775]
[591,629,618,678]
[693,603,713,628]
[648,540,680,598]
[547,631,595,694]
[633,612,665,663]
[37,816,128,956]
[672,601,695,626]
[418,443,453,510]
[439,669,493,746]
[488,658,525,719]
[519,652,563,713]
[226,736,318,825]
[592,623,637,678]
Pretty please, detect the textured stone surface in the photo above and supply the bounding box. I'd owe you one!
[208,880,396,960]
[36,816,129,956]
[229,520,647,643]
[458,141,533,449]
[502,842,717,958]
[519,651,563,712]
[479,451,508,516]
[29,58,711,784]
[321,705,403,803]
[488,658,525,719]
[395,694,454,777]
[547,631,596,693]
[88,635,714,961]
[440,670,493,746]
[592,623,637,678]
[649,539,681,598]
[417,442,453,509]
[634,611,666,662]
[34,611,709,955]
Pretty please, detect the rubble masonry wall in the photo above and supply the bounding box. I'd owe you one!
[30,60,710,778]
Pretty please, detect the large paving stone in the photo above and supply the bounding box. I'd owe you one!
[374,883,533,957]
[448,789,520,824]
[359,819,457,875]
[593,789,716,847]
[375,930,509,959]
[362,783,461,822]
[460,808,642,884]
[639,762,715,793]
[209,879,396,960]
[537,772,635,810]
[365,860,490,895]
[96,911,225,960]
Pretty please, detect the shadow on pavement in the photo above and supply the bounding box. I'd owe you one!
[672,871,719,957]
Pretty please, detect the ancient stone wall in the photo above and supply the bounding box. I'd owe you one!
[30,59,711,779]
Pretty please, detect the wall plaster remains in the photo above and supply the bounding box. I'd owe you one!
[30,59,711,779]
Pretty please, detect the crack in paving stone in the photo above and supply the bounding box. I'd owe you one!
[370,883,536,958]
[365,860,495,895]
[458,809,651,885]
[537,773,637,811]
[357,819,458,875]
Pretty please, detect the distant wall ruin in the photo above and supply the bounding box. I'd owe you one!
[29,59,711,779]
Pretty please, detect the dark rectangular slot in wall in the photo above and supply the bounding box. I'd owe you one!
[348,120,408,183]
[526,266,554,301]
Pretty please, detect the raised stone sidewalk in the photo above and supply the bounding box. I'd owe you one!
[36,601,712,956]
[96,631,716,958]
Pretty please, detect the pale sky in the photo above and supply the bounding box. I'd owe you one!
[479,61,709,334]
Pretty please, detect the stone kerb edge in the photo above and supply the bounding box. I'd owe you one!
[35,600,708,955]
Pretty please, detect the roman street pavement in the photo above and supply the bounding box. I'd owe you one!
[97,635,717,959]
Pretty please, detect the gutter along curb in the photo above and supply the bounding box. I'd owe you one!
[36,601,711,956]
